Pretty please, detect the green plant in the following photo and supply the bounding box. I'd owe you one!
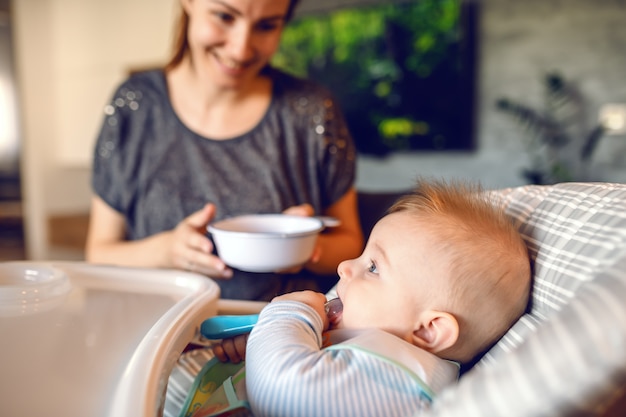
[272,0,473,154]
[496,72,605,184]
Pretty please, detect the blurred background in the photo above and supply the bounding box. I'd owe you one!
[1,0,626,261]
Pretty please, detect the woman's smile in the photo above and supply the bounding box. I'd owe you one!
[212,51,254,77]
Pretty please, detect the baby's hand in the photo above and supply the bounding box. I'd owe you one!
[272,291,329,329]
[212,333,249,363]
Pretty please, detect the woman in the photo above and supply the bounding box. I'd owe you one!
[86,0,364,300]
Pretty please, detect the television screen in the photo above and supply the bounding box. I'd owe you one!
[272,0,477,156]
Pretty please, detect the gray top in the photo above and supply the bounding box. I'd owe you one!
[92,68,356,300]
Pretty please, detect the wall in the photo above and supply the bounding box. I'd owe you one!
[0,0,20,181]
[12,0,178,259]
[358,0,626,191]
[11,0,626,259]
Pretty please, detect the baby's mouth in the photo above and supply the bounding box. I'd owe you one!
[325,297,343,327]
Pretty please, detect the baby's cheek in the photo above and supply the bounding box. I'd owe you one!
[340,310,362,329]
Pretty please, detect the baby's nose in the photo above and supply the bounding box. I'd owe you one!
[337,259,351,280]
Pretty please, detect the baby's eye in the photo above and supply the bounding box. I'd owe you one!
[367,261,378,274]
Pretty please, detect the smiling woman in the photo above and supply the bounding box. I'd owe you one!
[85,0,364,301]
[164,0,295,138]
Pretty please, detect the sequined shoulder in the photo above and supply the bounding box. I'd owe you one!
[103,70,166,115]
[267,67,356,180]
[95,70,168,161]
[270,67,339,116]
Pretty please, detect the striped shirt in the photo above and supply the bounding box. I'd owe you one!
[246,301,459,417]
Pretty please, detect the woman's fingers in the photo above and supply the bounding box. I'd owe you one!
[170,203,233,278]
[185,249,232,278]
[186,227,214,254]
[186,203,216,230]
[282,203,314,217]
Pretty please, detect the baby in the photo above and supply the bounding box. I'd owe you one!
[172,178,531,417]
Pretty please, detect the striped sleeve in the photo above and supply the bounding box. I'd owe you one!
[245,301,431,417]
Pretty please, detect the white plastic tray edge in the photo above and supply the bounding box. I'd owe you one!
[45,262,221,417]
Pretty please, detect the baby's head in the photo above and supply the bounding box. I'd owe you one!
[335,178,531,364]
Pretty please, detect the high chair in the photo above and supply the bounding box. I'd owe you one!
[175,182,626,417]
[424,182,626,416]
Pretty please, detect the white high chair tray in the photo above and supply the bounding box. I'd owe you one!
[0,261,220,417]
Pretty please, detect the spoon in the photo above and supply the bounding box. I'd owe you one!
[200,298,343,339]
[316,216,341,228]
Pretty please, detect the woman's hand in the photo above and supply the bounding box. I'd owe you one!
[279,190,364,277]
[167,203,233,279]
[87,196,233,277]
[278,204,322,273]
[282,203,315,217]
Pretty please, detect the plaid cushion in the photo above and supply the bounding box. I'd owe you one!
[425,182,626,416]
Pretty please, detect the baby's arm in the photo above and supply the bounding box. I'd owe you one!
[212,291,326,363]
[245,300,334,416]
[245,299,425,417]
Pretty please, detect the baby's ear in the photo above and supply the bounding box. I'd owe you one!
[412,311,459,354]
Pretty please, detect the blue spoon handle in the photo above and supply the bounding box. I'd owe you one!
[200,314,260,339]
[199,298,343,339]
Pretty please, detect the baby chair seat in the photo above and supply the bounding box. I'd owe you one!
[166,182,626,417]
[425,182,626,417]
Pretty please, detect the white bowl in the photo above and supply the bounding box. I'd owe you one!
[208,214,324,273]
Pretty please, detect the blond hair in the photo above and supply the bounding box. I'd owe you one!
[390,178,531,363]
[165,0,301,72]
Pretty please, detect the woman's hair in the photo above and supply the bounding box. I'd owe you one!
[389,177,531,363]
[165,0,301,72]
